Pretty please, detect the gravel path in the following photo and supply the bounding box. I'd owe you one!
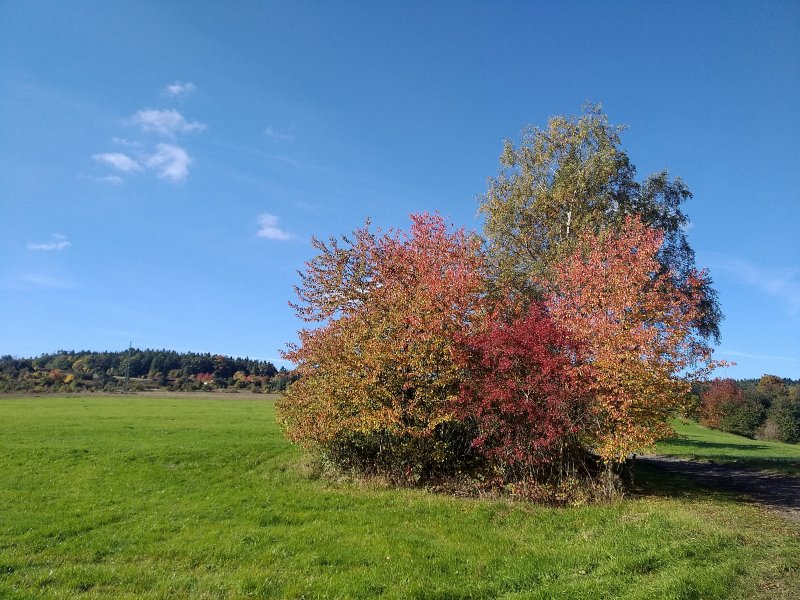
[638,455,800,523]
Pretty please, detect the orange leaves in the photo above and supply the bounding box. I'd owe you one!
[278,213,487,477]
[545,216,718,463]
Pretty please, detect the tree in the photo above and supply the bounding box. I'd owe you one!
[700,379,745,429]
[756,374,788,399]
[718,392,765,439]
[543,216,720,464]
[479,103,722,341]
[278,213,487,480]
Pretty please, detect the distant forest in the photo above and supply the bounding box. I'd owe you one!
[0,349,297,394]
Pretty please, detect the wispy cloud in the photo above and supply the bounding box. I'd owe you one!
[718,349,798,363]
[92,96,204,183]
[264,126,296,142]
[146,143,191,182]
[92,152,142,172]
[27,234,71,251]
[112,137,143,149]
[131,109,205,137]
[91,144,191,183]
[164,81,196,97]
[8,274,77,290]
[709,254,800,313]
[81,174,124,184]
[256,213,294,240]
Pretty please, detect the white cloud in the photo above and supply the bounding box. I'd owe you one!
[719,349,798,363]
[256,213,294,240]
[164,81,196,97]
[264,126,296,142]
[92,152,142,172]
[27,234,71,251]
[146,143,191,182]
[710,254,800,313]
[131,109,205,137]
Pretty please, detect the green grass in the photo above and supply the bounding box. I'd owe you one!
[1,396,798,599]
[654,419,800,476]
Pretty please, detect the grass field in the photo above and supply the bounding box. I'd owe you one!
[655,419,800,476]
[1,395,798,599]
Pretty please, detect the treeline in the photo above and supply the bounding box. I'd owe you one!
[0,349,297,394]
[696,374,800,443]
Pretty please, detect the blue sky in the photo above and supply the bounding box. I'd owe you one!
[1,1,798,379]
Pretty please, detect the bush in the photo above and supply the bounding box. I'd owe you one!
[454,304,593,484]
[763,397,800,443]
[278,213,487,484]
[718,393,765,438]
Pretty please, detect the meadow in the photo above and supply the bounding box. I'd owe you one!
[1,395,798,599]
[656,419,800,476]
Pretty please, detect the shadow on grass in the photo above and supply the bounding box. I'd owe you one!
[628,461,727,501]
[655,440,800,477]
[661,438,770,452]
[630,457,800,518]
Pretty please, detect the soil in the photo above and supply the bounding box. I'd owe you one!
[637,454,800,523]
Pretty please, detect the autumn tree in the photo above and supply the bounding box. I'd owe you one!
[756,374,789,399]
[700,379,745,428]
[278,213,487,481]
[280,107,731,496]
[544,216,720,464]
[479,103,722,341]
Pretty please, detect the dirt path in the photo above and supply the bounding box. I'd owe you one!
[638,455,800,523]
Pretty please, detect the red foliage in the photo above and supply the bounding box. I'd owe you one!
[700,379,744,428]
[454,303,592,471]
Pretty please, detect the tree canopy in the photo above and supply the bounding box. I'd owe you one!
[479,104,722,341]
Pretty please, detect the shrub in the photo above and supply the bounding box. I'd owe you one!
[763,397,800,443]
[453,303,593,484]
[718,393,765,438]
[278,213,487,482]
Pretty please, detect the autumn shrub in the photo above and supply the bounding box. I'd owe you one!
[278,213,487,482]
[700,379,745,428]
[280,212,726,500]
[453,303,595,486]
[544,216,721,464]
